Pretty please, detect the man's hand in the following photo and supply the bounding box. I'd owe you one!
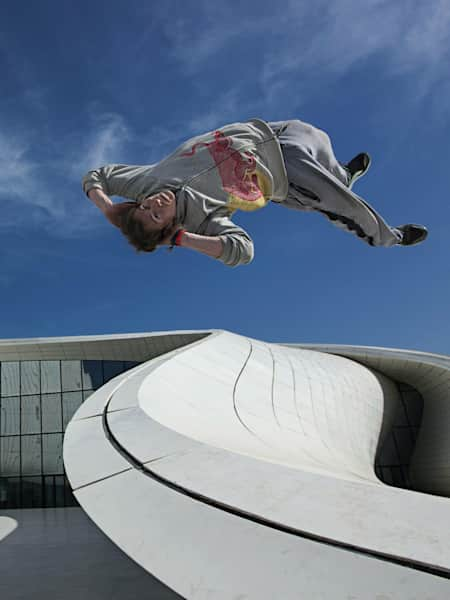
[159,223,181,246]
[87,189,134,228]
[104,202,135,228]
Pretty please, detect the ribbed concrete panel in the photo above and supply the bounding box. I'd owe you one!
[136,332,276,458]
[60,329,450,598]
[2,328,449,597]
[290,344,450,495]
[142,332,400,482]
[0,331,210,361]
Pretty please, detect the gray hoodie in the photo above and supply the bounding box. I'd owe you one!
[82,119,288,266]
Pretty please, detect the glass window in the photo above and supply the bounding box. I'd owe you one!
[64,476,78,506]
[21,395,41,435]
[82,360,103,390]
[124,361,140,370]
[103,361,125,383]
[403,389,423,427]
[20,361,40,395]
[62,392,83,430]
[1,362,20,397]
[55,475,65,506]
[41,393,63,433]
[381,467,394,485]
[61,361,82,392]
[41,361,61,394]
[21,476,43,508]
[377,432,399,465]
[21,435,42,475]
[44,475,56,508]
[390,466,406,486]
[0,358,145,509]
[1,396,20,435]
[42,433,63,474]
[0,477,8,505]
[393,428,415,465]
[1,436,21,476]
[0,477,21,508]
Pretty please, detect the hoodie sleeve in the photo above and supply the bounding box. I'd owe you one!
[201,215,254,267]
[82,164,153,200]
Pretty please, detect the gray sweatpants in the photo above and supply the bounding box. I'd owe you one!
[269,119,401,247]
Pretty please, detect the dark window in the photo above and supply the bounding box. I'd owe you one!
[0,359,139,508]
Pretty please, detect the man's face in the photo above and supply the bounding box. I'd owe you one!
[135,190,176,232]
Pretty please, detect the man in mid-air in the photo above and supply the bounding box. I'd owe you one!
[83,118,428,267]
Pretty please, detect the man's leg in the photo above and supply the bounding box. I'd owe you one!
[271,119,402,247]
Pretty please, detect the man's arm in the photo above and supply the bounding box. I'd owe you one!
[82,164,157,202]
[160,216,254,266]
[87,188,113,213]
[160,230,223,259]
[87,188,131,228]
[180,232,223,258]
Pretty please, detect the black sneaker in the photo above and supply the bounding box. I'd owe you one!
[395,224,428,246]
[345,152,371,188]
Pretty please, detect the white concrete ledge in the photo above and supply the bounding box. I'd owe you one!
[289,343,450,495]
[60,330,450,598]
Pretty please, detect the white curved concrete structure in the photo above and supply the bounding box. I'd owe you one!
[292,342,450,496]
[0,517,17,542]
[62,329,450,599]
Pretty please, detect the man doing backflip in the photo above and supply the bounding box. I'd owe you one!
[83,118,428,267]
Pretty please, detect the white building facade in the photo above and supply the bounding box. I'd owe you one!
[1,330,449,598]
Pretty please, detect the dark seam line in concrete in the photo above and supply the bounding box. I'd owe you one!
[231,340,257,436]
[77,412,109,420]
[107,407,135,414]
[73,468,133,491]
[101,402,450,581]
[268,345,281,428]
[144,454,172,465]
[285,352,305,435]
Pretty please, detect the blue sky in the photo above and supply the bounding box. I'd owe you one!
[1,0,449,354]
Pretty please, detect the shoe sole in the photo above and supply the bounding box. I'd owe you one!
[348,154,371,190]
[398,226,428,246]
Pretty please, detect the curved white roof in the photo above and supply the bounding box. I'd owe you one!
[60,330,450,598]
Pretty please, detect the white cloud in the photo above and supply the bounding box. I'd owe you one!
[148,3,266,73]
[150,0,450,110]
[261,0,450,95]
[186,88,242,134]
[72,112,131,176]
[0,111,133,236]
[0,133,35,198]
[0,129,66,225]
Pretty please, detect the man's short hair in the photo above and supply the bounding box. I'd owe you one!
[119,204,171,253]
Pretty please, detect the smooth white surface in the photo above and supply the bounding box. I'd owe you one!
[139,331,399,482]
[59,329,450,597]
[292,343,450,495]
[63,416,131,489]
[107,407,202,464]
[74,468,450,600]
[0,517,17,542]
[148,442,450,569]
